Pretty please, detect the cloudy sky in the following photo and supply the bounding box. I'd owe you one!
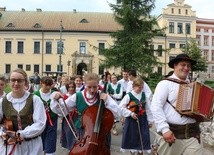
[0,0,213,18]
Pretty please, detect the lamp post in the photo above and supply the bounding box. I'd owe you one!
[59,20,63,72]
[67,60,71,76]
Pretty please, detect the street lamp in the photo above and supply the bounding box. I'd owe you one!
[67,60,71,76]
[59,20,63,72]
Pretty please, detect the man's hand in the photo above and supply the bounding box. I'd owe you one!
[162,130,176,144]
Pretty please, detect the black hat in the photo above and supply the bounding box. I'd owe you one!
[168,54,196,68]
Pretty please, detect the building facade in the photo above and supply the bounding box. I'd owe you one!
[0,0,210,77]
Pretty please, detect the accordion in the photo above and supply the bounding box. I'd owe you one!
[176,81,214,121]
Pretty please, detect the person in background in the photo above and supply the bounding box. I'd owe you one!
[107,74,123,135]
[126,70,152,100]
[119,76,153,155]
[0,75,7,99]
[54,76,62,90]
[74,75,84,92]
[0,68,46,155]
[33,72,41,91]
[60,75,70,94]
[151,54,202,155]
[60,81,77,150]
[99,74,105,89]
[118,70,129,98]
[50,73,121,152]
[34,76,58,155]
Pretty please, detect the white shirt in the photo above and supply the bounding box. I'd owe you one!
[151,74,195,134]
[118,78,129,92]
[108,82,123,100]
[119,90,153,124]
[50,90,121,121]
[0,91,46,155]
[126,80,152,99]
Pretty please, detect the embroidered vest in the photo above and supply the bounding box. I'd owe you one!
[128,92,146,116]
[34,90,57,118]
[2,94,34,131]
[75,92,99,128]
[107,83,121,95]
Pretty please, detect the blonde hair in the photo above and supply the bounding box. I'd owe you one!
[133,76,144,87]
[9,68,28,83]
[83,73,99,83]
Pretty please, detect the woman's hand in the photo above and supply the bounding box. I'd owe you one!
[100,93,107,103]
[54,92,64,100]
[163,130,176,144]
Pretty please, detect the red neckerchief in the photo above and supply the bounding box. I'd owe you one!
[83,89,98,104]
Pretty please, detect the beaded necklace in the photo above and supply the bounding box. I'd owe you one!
[83,89,98,104]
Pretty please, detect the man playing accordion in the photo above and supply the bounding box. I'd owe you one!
[151,54,203,155]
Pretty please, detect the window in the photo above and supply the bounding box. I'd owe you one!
[26,64,31,71]
[177,23,183,34]
[169,22,174,33]
[98,43,105,55]
[34,65,39,73]
[99,65,104,75]
[45,65,51,72]
[157,45,162,56]
[17,41,24,53]
[169,56,176,62]
[185,23,191,34]
[212,66,214,73]
[180,44,186,49]
[150,45,154,55]
[171,8,174,14]
[185,9,188,15]
[212,50,214,61]
[17,64,23,69]
[5,41,12,53]
[178,9,181,14]
[196,35,201,45]
[212,37,214,46]
[79,42,86,54]
[57,41,64,54]
[57,65,63,72]
[204,37,209,46]
[5,64,11,74]
[46,41,52,54]
[204,50,208,61]
[34,41,40,54]
[157,67,162,74]
[169,43,176,49]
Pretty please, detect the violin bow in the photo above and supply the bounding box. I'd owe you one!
[136,117,144,152]
[56,99,79,141]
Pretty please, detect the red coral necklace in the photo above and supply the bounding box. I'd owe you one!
[84,89,98,104]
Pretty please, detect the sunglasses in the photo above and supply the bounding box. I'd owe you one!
[10,78,25,83]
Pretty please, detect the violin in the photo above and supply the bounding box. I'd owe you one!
[127,101,138,112]
[1,119,23,145]
[69,78,114,155]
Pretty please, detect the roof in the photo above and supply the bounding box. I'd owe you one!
[0,9,121,32]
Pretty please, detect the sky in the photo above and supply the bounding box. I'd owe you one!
[0,0,214,19]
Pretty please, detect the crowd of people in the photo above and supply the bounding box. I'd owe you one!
[0,53,208,155]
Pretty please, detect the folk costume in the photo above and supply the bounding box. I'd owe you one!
[151,54,203,155]
[0,91,46,155]
[119,90,153,154]
[34,89,58,154]
[50,89,121,149]
[60,93,78,150]
[107,82,123,104]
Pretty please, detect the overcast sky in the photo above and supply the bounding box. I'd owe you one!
[0,0,214,19]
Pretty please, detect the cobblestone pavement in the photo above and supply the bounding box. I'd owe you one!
[55,120,214,155]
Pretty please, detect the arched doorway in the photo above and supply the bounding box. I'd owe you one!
[77,63,87,75]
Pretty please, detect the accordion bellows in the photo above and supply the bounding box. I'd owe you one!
[176,82,214,121]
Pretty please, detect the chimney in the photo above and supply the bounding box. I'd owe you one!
[73,9,77,13]
[21,8,25,12]
[36,8,42,12]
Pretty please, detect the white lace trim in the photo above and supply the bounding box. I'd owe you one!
[120,148,151,153]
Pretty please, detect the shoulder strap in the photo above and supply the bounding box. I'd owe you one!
[163,78,188,84]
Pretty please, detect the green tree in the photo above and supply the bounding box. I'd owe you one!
[183,39,207,72]
[103,0,161,76]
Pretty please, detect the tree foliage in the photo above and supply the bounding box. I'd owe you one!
[102,0,161,76]
[183,39,207,72]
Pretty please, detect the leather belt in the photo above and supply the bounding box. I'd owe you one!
[169,123,200,141]
[24,136,39,141]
